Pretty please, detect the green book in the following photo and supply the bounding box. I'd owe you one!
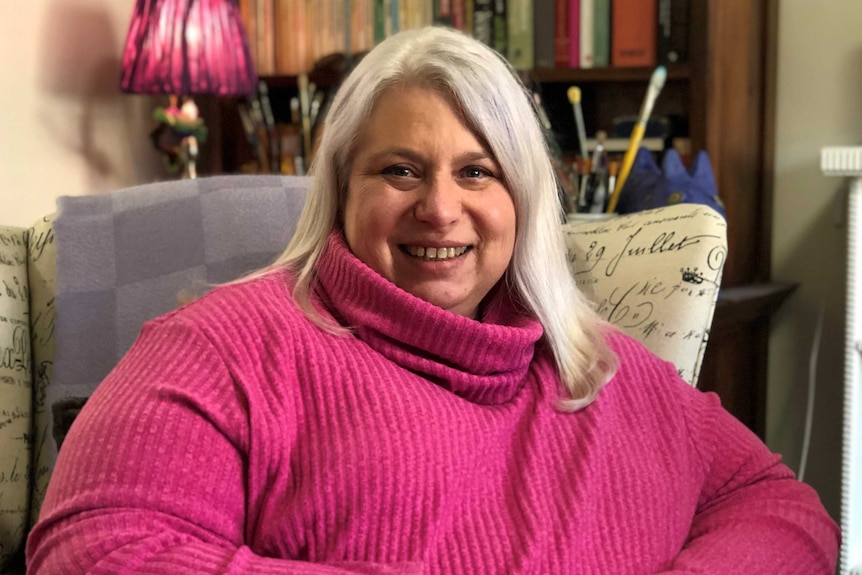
[374,0,385,44]
[593,0,610,67]
[507,0,533,69]
[493,0,508,57]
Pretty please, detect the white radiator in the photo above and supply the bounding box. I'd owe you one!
[822,145,862,575]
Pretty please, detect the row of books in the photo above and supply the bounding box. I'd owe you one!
[548,0,689,69]
[239,0,690,76]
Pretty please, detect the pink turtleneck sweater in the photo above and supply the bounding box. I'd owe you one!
[27,234,838,574]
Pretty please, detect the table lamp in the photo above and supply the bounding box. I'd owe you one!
[120,0,257,178]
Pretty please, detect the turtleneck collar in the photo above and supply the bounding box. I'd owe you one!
[314,232,544,405]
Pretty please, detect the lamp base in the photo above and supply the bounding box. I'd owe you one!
[149,95,208,179]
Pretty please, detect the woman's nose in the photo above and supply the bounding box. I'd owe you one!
[414,176,463,228]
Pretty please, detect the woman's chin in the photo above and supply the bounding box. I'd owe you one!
[403,285,478,319]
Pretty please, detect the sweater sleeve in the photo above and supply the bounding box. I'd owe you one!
[658,367,840,574]
[25,318,421,575]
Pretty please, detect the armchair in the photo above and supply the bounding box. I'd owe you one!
[0,175,726,572]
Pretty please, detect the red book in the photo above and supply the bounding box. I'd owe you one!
[567,0,580,68]
[611,0,657,67]
[554,0,569,67]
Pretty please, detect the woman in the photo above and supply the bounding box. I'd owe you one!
[27,27,838,574]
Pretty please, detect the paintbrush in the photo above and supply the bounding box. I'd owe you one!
[606,66,667,213]
[566,86,589,162]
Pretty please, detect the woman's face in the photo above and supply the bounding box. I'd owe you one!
[343,85,516,319]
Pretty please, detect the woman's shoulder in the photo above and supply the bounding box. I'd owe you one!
[605,330,679,378]
[149,267,310,337]
[600,328,710,415]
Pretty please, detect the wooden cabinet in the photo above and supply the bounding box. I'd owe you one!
[207,0,781,437]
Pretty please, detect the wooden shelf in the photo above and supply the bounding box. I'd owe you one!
[260,68,344,89]
[526,63,691,84]
[713,282,798,331]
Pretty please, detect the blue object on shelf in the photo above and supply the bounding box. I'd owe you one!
[616,147,726,218]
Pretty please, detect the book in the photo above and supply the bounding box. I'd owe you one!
[464,0,475,35]
[256,0,276,75]
[553,0,569,67]
[611,0,657,67]
[579,0,593,68]
[350,0,372,54]
[567,0,579,68]
[534,0,556,68]
[508,0,534,69]
[392,0,400,34]
[275,0,297,75]
[435,0,453,24]
[373,0,386,44]
[239,0,258,73]
[452,0,466,30]
[474,0,495,46]
[657,0,689,64]
[493,0,508,57]
[592,0,610,67]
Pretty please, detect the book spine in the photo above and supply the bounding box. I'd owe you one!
[474,0,494,46]
[422,0,434,27]
[492,0,507,57]
[239,0,258,73]
[374,0,385,43]
[567,0,579,68]
[464,0,475,36]
[398,0,414,30]
[657,0,689,64]
[611,0,657,67]
[553,0,569,67]
[507,0,534,69]
[383,0,392,37]
[261,0,276,75]
[534,0,555,68]
[438,0,453,24]
[452,0,466,30]
[592,0,610,67]
[367,0,376,48]
[391,0,400,34]
[579,0,593,68]
[317,0,330,62]
[351,0,365,53]
[341,0,350,56]
[274,0,294,75]
[304,0,315,71]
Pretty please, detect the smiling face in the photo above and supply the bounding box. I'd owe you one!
[343,85,517,319]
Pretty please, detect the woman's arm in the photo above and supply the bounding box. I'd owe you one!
[26,318,420,575]
[659,376,840,574]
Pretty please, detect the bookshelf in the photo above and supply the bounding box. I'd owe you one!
[207,0,781,437]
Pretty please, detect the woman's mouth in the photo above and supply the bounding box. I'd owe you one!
[403,245,471,261]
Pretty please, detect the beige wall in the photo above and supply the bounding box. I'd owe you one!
[769,0,862,523]
[0,0,163,228]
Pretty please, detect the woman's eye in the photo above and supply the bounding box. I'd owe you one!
[463,166,491,179]
[382,165,415,178]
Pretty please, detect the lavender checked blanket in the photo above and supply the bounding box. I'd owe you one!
[32,174,310,520]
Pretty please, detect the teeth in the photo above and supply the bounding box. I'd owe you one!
[406,245,468,260]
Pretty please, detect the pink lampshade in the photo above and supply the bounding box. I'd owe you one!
[120,0,257,96]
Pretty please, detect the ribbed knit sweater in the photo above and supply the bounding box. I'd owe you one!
[27,234,839,574]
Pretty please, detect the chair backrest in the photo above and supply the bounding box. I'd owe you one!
[30,174,726,523]
[562,207,726,386]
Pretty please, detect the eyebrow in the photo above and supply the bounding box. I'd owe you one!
[365,147,499,166]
